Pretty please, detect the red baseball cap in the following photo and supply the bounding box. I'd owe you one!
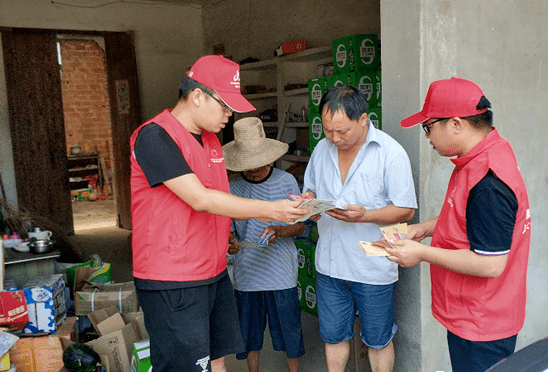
[400,77,487,128]
[187,55,256,113]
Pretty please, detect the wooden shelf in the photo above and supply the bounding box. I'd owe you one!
[244,91,277,100]
[284,87,308,97]
[282,154,310,163]
[285,121,309,128]
[238,46,333,165]
[67,153,102,191]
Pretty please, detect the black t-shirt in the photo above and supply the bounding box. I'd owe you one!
[133,123,202,187]
[133,123,221,290]
[466,170,518,255]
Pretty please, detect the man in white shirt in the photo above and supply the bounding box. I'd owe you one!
[303,85,417,372]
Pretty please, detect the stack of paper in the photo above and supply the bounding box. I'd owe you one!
[357,223,408,257]
[288,194,337,223]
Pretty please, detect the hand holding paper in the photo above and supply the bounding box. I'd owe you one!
[287,194,337,223]
[358,223,409,257]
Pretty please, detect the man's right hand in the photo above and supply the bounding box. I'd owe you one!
[258,200,311,223]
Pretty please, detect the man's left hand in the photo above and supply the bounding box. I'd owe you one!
[325,204,365,222]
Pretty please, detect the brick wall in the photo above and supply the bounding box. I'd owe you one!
[60,39,113,170]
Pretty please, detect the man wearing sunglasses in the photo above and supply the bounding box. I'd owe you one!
[387,77,531,372]
[129,55,311,372]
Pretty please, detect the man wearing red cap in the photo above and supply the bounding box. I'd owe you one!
[129,55,310,372]
[386,77,531,372]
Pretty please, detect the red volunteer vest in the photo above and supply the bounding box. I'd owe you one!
[431,128,531,341]
[130,109,231,282]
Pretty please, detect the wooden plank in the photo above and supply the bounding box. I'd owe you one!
[99,156,112,194]
[104,31,142,230]
[2,29,73,234]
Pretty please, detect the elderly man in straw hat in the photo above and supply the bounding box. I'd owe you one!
[223,117,306,372]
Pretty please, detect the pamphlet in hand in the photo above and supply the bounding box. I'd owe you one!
[357,223,408,257]
[357,241,390,257]
[288,194,338,223]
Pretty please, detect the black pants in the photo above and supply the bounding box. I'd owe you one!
[137,274,244,372]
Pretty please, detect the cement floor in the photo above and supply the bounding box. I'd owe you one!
[67,198,336,371]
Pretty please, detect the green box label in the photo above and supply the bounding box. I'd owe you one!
[309,113,325,154]
[368,108,382,130]
[308,78,325,113]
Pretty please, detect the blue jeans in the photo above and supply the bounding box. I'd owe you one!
[316,272,397,350]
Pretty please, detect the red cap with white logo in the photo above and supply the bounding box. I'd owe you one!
[187,55,256,113]
[400,77,487,128]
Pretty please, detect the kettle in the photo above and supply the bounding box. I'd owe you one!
[28,227,52,241]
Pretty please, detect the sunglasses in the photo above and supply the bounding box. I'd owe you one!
[205,92,232,113]
[421,118,445,133]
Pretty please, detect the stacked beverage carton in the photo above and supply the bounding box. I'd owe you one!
[307,34,382,151]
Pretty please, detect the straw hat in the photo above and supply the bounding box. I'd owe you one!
[223,117,288,172]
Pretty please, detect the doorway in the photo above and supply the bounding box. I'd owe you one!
[57,35,117,231]
[2,28,141,237]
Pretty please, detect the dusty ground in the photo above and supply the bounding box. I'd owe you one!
[66,197,133,283]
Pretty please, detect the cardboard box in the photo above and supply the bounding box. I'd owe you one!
[295,240,316,279]
[326,72,353,91]
[306,242,316,279]
[275,39,306,56]
[333,34,380,74]
[131,340,152,372]
[0,331,18,371]
[296,243,307,279]
[9,336,64,372]
[376,70,382,108]
[66,260,112,296]
[88,307,148,341]
[368,108,382,130]
[350,70,378,108]
[0,291,29,330]
[347,316,373,372]
[308,77,326,113]
[70,187,92,202]
[90,309,126,336]
[21,275,67,333]
[87,323,136,372]
[74,282,139,315]
[52,316,78,342]
[298,274,318,317]
[0,352,10,371]
[128,314,149,341]
[308,112,325,154]
[83,306,145,372]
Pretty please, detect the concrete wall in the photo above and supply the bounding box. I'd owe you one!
[0,0,204,205]
[383,0,548,371]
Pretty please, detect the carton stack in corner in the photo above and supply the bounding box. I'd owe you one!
[309,34,382,154]
[1,267,151,371]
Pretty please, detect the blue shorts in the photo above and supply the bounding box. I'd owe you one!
[316,272,397,350]
[234,287,305,360]
[447,331,517,372]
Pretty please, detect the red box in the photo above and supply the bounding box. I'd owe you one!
[0,290,29,330]
[275,39,307,56]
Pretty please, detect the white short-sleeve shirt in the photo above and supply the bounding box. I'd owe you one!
[303,123,417,284]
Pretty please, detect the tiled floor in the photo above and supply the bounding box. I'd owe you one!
[68,198,335,371]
